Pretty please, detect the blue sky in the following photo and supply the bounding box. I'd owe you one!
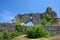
[0,0,60,23]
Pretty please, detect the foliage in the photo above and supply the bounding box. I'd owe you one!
[0,32,4,40]
[11,30,22,38]
[14,20,23,33]
[11,20,23,38]
[2,20,23,40]
[3,29,11,40]
[45,13,52,21]
[26,24,50,38]
[41,18,47,25]
[15,25,23,32]
[14,20,20,25]
[41,13,52,25]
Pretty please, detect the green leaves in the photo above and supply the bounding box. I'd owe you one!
[14,20,21,25]
[13,19,23,32]
[26,24,50,38]
[0,32,4,40]
[41,18,47,25]
[11,20,23,38]
[41,13,52,25]
[11,30,22,38]
[3,29,11,40]
[45,13,52,21]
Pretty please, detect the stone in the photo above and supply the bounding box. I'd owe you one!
[13,7,58,25]
[0,7,60,35]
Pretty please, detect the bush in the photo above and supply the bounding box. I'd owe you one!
[26,24,50,38]
[3,29,11,40]
[15,25,23,32]
[11,30,22,38]
[41,18,47,25]
[14,20,23,33]
[44,13,52,21]
[41,13,52,25]
[0,32,4,40]
[11,20,23,38]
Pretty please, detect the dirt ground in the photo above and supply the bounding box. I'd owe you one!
[12,35,60,40]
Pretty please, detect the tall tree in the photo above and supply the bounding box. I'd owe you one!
[41,13,52,25]
[14,20,23,32]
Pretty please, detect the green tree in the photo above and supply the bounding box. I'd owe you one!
[14,20,23,32]
[41,18,47,25]
[10,20,23,39]
[27,24,50,38]
[41,13,52,25]
[0,32,4,40]
[45,13,52,21]
[3,29,11,40]
[11,30,21,38]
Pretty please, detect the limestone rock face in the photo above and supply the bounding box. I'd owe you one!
[13,7,58,25]
[0,22,16,32]
[0,7,60,35]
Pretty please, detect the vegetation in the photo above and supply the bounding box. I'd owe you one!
[14,20,23,32]
[0,32,4,40]
[26,13,52,38]
[0,20,23,40]
[26,24,50,38]
[44,13,52,21]
[0,13,53,40]
[11,20,23,38]
[3,29,11,40]
[0,29,11,40]
[41,13,52,25]
[41,18,47,25]
[11,30,22,38]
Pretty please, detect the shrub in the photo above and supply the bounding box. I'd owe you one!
[26,24,50,38]
[14,20,23,33]
[41,18,47,25]
[44,13,52,21]
[41,13,52,25]
[3,29,11,40]
[11,30,22,38]
[15,25,23,32]
[11,20,23,38]
[0,32,4,40]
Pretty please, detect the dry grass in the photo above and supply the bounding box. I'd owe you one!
[12,35,60,40]
[12,35,28,40]
[48,35,60,40]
